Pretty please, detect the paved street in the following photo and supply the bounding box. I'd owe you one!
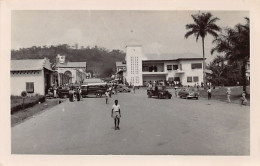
[11,89,249,155]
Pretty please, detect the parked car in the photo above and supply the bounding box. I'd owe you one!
[117,84,131,93]
[57,87,70,98]
[81,83,108,97]
[178,88,199,99]
[147,86,172,99]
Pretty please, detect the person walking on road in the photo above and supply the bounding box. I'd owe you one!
[133,85,135,94]
[111,100,121,130]
[105,90,110,104]
[226,88,231,103]
[207,87,212,100]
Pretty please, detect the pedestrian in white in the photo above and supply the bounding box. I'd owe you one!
[111,100,121,130]
[105,90,110,104]
[226,88,231,103]
[240,91,247,105]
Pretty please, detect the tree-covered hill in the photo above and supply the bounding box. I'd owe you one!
[11,44,126,77]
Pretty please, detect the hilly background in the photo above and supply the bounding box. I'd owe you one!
[11,44,126,77]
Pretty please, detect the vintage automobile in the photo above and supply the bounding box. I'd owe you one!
[178,88,199,99]
[81,83,108,97]
[57,87,71,98]
[147,86,172,99]
[117,84,131,93]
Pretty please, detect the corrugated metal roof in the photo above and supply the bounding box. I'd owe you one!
[56,62,86,68]
[11,59,50,71]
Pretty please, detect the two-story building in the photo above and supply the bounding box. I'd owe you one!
[122,45,204,86]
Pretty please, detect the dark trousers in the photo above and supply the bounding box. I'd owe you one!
[208,93,211,100]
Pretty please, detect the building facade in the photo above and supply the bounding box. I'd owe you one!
[54,54,90,86]
[122,45,204,86]
[115,61,127,84]
[11,58,53,96]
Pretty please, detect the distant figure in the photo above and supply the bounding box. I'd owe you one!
[240,91,247,105]
[105,90,110,104]
[133,85,135,93]
[207,87,212,100]
[226,88,231,103]
[76,88,81,101]
[174,86,178,97]
[53,87,57,98]
[69,88,74,102]
[108,86,112,98]
[111,100,121,130]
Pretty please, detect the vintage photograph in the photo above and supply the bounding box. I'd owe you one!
[10,10,250,155]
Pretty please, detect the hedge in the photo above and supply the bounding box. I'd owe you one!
[11,96,46,114]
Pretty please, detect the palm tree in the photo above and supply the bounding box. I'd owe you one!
[211,18,249,94]
[185,12,221,89]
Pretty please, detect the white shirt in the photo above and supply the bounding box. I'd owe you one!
[105,92,109,97]
[112,104,120,112]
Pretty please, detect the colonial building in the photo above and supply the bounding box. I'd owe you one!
[120,45,204,86]
[11,58,53,96]
[54,54,90,86]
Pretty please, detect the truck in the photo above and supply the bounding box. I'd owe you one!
[81,83,108,97]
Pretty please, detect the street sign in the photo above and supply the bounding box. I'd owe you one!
[21,91,27,98]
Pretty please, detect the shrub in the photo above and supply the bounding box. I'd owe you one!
[11,95,46,114]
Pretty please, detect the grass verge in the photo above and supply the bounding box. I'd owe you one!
[11,98,66,127]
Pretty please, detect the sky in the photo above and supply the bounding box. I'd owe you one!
[11,10,249,63]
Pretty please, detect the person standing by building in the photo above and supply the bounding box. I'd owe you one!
[111,100,121,130]
[207,87,212,100]
[133,85,135,94]
[240,91,247,105]
[226,88,231,103]
[76,87,81,101]
[105,90,110,104]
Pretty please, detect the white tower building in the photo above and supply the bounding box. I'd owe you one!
[125,45,143,86]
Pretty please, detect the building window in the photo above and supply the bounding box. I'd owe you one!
[187,77,192,82]
[191,63,202,69]
[167,65,172,70]
[173,65,178,70]
[193,76,199,82]
[26,82,34,93]
[142,65,149,72]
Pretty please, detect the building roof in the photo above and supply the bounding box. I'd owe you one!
[143,53,204,61]
[11,59,52,71]
[56,61,86,68]
[116,61,126,67]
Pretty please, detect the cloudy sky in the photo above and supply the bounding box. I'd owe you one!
[12,10,249,63]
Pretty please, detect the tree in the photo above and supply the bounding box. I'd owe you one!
[185,12,221,88]
[207,55,241,86]
[211,18,249,94]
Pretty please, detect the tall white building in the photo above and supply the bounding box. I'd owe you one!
[123,45,204,86]
[125,45,143,86]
